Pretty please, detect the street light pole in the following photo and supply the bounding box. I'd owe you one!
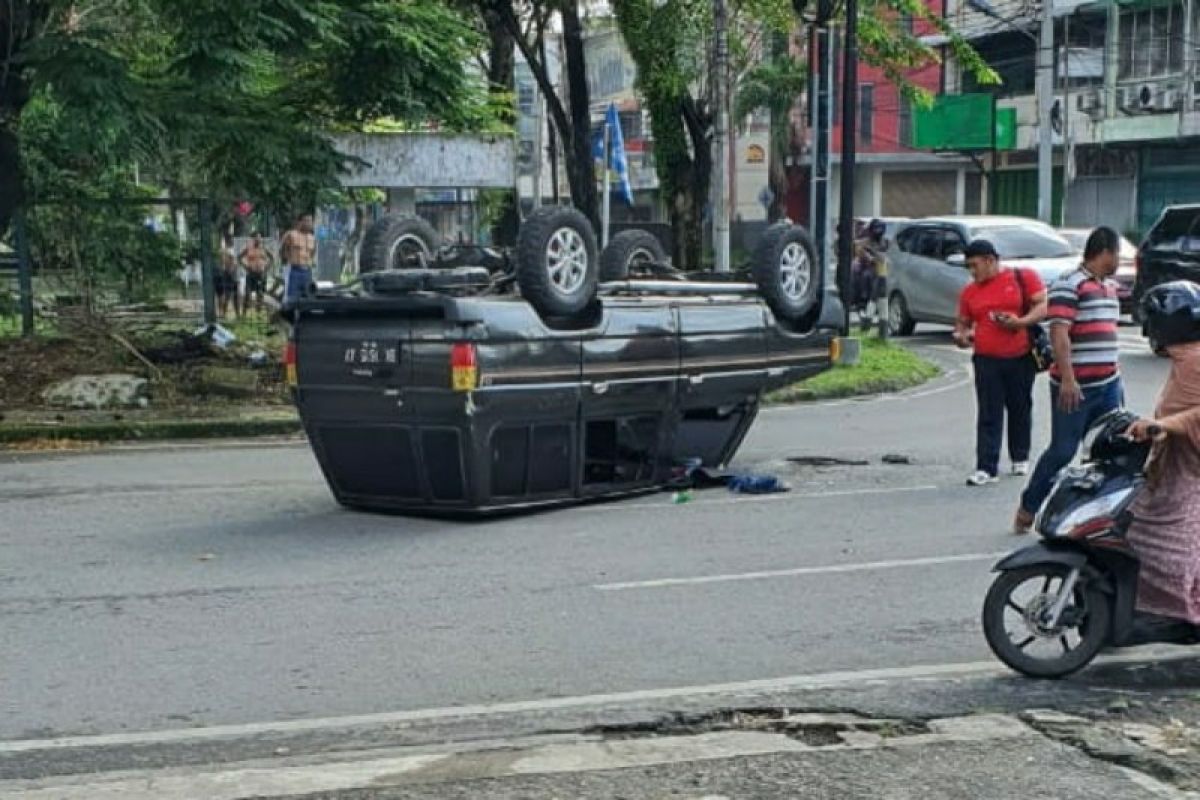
[836,0,859,335]
[713,0,732,272]
[1037,0,1054,223]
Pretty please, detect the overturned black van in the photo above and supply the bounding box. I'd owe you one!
[286,208,841,515]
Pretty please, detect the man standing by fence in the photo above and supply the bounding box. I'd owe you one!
[280,214,316,305]
[239,232,275,315]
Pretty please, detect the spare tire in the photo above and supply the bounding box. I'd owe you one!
[359,215,440,273]
[600,229,668,281]
[516,206,598,318]
[752,223,820,323]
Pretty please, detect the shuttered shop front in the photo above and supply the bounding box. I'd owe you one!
[881,171,957,218]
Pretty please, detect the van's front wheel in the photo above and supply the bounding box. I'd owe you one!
[982,565,1110,679]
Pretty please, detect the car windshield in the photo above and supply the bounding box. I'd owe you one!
[1059,230,1138,259]
[970,226,1074,259]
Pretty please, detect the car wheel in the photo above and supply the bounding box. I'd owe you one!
[516,206,599,319]
[752,223,820,323]
[888,292,917,336]
[600,230,667,281]
[359,215,440,273]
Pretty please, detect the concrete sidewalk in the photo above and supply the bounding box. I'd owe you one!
[6,709,1198,800]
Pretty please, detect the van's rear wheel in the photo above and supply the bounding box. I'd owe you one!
[752,223,819,323]
[516,206,598,318]
[359,215,440,273]
[600,230,667,280]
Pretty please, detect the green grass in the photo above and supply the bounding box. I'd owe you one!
[766,336,941,404]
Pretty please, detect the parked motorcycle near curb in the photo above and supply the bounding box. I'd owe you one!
[981,409,1198,678]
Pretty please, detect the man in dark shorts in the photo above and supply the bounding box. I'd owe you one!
[215,234,240,318]
[239,232,275,315]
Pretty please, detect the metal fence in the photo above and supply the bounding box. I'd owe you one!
[1,198,291,339]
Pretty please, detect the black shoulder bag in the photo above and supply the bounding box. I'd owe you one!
[1014,268,1053,372]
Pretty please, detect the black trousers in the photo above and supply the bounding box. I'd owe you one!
[973,354,1036,476]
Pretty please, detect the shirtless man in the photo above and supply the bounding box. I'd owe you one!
[216,233,241,318]
[280,214,316,305]
[239,232,275,314]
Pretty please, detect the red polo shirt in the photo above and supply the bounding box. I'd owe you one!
[958,268,1044,359]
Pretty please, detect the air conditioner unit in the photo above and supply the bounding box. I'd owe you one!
[1157,86,1183,111]
[1076,89,1101,114]
[1119,83,1158,113]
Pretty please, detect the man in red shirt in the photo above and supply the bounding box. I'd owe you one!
[954,239,1048,486]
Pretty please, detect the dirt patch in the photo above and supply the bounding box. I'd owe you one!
[0,319,289,415]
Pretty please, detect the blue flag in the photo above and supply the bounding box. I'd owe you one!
[593,104,634,206]
[606,104,635,206]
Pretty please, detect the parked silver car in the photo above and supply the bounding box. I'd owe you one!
[887,216,1079,336]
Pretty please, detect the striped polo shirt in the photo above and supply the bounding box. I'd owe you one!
[1046,267,1121,387]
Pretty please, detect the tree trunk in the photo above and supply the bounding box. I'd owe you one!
[0,124,21,238]
[492,1,597,228]
[559,1,598,229]
[480,6,519,245]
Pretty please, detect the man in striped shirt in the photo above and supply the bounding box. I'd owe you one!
[1015,226,1124,533]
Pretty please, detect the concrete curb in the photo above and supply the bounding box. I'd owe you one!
[0,416,302,446]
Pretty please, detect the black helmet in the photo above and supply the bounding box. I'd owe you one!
[1142,280,1200,353]
[1086,409,1152,472]
[868,218,887,236]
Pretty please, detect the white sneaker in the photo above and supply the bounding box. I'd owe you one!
[966,470,999,486]
[1011,461,1031,477]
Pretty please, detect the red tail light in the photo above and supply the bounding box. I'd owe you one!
[450,343,478,391]
[284,341,297,387]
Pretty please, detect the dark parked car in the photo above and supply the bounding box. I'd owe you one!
[1134,206,1200,334]
[287,208,840,515]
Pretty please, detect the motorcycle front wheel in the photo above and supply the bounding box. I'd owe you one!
[982,564,1111,679]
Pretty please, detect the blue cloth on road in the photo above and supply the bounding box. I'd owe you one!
[727,474,788,494]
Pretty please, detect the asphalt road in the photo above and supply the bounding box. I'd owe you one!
[0,328,1172,747]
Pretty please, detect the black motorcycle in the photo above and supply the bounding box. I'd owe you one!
[982,409,1195,678]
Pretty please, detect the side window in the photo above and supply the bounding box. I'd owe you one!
[1149,209,1200,252]
[914,229,940,258]
[1185,216,1200,253]
[895,227,916,252]
[942,229,967,260]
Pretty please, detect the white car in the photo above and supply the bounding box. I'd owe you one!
[887,216,1079,335]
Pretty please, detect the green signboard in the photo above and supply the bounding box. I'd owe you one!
[913,94,1016,151]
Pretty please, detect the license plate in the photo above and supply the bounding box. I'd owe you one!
[343,340,400,368]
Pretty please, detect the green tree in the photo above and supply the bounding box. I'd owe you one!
[613,0,999,267]
[1,0,497,234]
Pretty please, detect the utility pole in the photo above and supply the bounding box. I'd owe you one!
[836,0,859,335]
[1037,0,1054,223]
[712,0,732,272]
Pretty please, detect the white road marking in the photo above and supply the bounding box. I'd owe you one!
[3,650,1196,757]
[593,551,1009,591]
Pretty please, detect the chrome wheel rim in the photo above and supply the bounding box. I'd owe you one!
[390,233,431,269]
[888,297,905,332]
[547,227,589,294]
[779,242,811,301]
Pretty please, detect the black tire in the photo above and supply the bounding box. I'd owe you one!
[982,564,1111,679]
[516,206,598,318]
[359,215,440,273]
[751,224,820,323]
[888,291,917,336]
[600,230,668,281]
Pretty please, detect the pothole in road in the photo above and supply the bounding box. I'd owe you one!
[582,707,930,747]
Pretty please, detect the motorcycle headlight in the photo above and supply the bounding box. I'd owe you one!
[1052,487,1136,537]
